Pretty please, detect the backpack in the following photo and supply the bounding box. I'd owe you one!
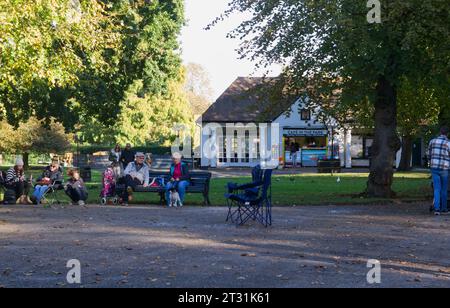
[150,177,165,188]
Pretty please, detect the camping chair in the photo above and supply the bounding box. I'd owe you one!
[40,180,65,207]
[226,165,264,222]
[225,168,273,227]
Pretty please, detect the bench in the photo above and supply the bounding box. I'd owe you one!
[317,159,342,174]
[134,171,212,206]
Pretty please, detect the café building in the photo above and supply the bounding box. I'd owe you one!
[200,77,409,169]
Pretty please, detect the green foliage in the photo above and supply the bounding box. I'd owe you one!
[0,0,186,129]
[0,0,120,127]
[0,118,72,155]
[78,70,193,147]
[218,0,449,117]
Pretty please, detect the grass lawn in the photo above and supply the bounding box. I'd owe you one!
[1,166,432,206]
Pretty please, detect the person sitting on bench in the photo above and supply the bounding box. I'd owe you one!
[165,152,190,207]
[65,169,88,206]
[31,160,63,205]
[4,158,32,204]
[121,152,150,205]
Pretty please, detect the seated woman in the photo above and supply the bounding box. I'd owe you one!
[65,169,88,206]
[165,152,190,207]
[121,152,150,206]
[31,161,63,205]
[4,158,31,204]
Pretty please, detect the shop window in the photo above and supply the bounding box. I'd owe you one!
[351,135,373,159]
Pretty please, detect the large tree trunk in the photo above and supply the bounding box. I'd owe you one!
[23,152,30,170]
[397,135,413,171]
[366,76,401,198]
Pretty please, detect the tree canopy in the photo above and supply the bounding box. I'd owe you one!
[0,0,185,129]
[218,0,449,197]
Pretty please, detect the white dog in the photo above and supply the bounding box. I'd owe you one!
[169,189,182,207]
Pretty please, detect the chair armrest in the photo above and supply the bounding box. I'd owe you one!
[227,181,263,193]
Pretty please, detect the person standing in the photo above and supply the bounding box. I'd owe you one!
[428,126,450,216]
[120,143,135,170]
[110,144,122,163]
[290,142,298,168]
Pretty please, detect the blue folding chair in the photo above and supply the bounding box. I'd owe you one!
[225,168,273,227]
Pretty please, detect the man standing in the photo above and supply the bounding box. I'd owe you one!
[428,126,450,215]
[290,142,298,168]
[120,143,135,170]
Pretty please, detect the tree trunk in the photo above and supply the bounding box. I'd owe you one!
[397,135,413,171]
[366,76,401,198]
[23,152,30,170]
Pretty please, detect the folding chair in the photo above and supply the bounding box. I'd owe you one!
[41,180,65,206]
[225,168,273,227]
[226,165,263,222]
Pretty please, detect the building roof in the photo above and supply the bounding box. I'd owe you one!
[202,77,292,123]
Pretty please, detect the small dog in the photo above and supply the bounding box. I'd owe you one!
[169,189,182,207]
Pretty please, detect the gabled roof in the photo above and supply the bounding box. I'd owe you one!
[202,77,293,123]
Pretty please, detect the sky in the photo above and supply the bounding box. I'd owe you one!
[180,0,282,101]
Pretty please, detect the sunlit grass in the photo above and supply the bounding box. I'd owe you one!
[1,167,432,206]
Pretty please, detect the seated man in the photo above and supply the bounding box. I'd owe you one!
[65,169,88,206]
[121,152,150,206]
[165,152,190,207]
[31,161,63,205]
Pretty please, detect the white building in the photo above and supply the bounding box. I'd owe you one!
[200,77,420,169]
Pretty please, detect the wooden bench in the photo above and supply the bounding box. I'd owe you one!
[134,171,212,206]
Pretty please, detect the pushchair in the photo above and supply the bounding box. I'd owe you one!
[100,165,125,205]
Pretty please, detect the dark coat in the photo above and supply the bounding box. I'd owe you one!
[169,162,190,182]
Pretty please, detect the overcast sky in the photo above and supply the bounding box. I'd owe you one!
[180,0,282,101]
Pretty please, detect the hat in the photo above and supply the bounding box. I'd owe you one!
[135,152,145,158]
[15,157,24,166]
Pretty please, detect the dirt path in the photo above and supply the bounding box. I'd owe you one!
[0,203,449,288]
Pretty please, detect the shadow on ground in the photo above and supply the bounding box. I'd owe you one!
[0,203,449,288]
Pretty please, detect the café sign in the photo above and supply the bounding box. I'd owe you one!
[283,128,328,137]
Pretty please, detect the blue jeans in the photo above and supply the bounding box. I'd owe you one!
[33,185,49,204]
[165,181,189,206]
[431,169,449,212]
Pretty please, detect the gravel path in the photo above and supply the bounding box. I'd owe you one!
[0,203,449,288]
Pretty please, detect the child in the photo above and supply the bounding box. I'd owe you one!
[65,169,88,206]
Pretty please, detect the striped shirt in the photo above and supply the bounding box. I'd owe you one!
[428,135,450,170]
[5,167,25,185]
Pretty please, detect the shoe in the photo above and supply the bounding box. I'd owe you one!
[434,211,441,216]
[30,196,38,205]
[441,210,449,215]
[78,200,85,206]
[127,187,133,202]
